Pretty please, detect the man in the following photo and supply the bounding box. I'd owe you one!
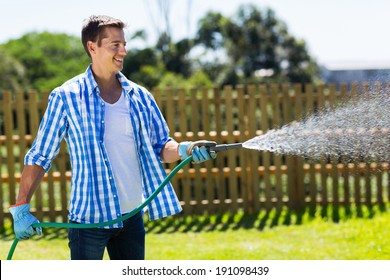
[9,15,215,260]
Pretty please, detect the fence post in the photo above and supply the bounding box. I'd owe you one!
[225,85,238,212]
[27,90,44,221]
[328,84,340,210]
[178,88,191,213]
[3,91,16,206]
[201,87,215,212]
[286,84,305,211]
[305,84,317,208]
[339,84,351,207]
[237,85,249,212]
[271,84,283,210]
[213,86,225,212]
[0,121,4,231]
[259,85,272,210]
[317,84,328,207]
[163,88,180,202]
[285,86,297,210]
[190,88,203,214]
[373,82,383,205]
[247,85,260,213]
[16,91,27,159]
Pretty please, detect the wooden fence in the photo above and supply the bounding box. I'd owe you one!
[0,83,389,230]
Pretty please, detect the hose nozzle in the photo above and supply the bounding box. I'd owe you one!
[209,143,243,152]
[186,140,243,156]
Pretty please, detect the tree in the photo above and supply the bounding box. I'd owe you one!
[195,4,320,86]
[156,34,193,77]
[122,48,159,79]
[281,35,319,84]
[123,31,195,88]
[2,32,90,92]
[0,46,27,92]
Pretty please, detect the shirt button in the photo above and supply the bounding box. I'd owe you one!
[101,120,105,123]
[113,194,117,198]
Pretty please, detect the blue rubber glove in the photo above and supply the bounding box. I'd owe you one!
[9,203,42,239]
[178,141,217,163]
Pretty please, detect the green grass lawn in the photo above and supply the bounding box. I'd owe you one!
[1,205,390,260]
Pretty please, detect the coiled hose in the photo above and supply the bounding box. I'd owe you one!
[7,156,193,260]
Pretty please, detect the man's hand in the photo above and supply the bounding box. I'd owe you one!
[178,141,217,164]
[9,203,42,239]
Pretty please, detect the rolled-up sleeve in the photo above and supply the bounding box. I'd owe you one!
[25,90,68,172]
[148,92,172,156]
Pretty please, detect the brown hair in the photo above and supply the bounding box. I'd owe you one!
[81,15,125,57]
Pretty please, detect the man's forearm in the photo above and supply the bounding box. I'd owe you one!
[160,141,181,163]
[15,165,45,204]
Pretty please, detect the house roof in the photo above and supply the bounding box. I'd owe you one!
[323,60,390,71]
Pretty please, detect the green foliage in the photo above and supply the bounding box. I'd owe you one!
[196,12,227,50]
[129,64,165,89]
[157,70,213,89]
[156,36,194,77]
[122,47,159,79]
[0,46,27,92]
[158,72,187,89]
[124,45,213,89]
[187,70,214,88]
[2,32,90,91]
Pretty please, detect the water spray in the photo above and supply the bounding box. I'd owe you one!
[244,89,390,162]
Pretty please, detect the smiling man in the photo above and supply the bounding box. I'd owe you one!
[8,15,216,260]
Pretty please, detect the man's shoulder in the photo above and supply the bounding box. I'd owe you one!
[117,72,150,96]
[62,73,85,87]
[52,72,89,96]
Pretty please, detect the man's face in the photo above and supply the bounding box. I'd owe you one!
[90,27,127,74]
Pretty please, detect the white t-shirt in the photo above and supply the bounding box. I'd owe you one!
[103,91,143,214]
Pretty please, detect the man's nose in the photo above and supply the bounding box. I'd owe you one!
[119,45,127,56]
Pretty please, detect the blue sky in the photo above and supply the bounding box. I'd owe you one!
[1,0,390,68]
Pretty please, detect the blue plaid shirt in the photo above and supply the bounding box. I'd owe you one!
[25,65,182,227]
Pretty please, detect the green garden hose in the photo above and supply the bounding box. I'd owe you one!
[7,156,193,260]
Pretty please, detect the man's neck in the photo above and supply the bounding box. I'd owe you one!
[91,65,122,104]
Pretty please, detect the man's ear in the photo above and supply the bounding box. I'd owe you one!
[87,41,96,55]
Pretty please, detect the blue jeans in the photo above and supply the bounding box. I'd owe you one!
[68,212,145,260]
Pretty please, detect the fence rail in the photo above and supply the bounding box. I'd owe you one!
[0,83,389,230]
